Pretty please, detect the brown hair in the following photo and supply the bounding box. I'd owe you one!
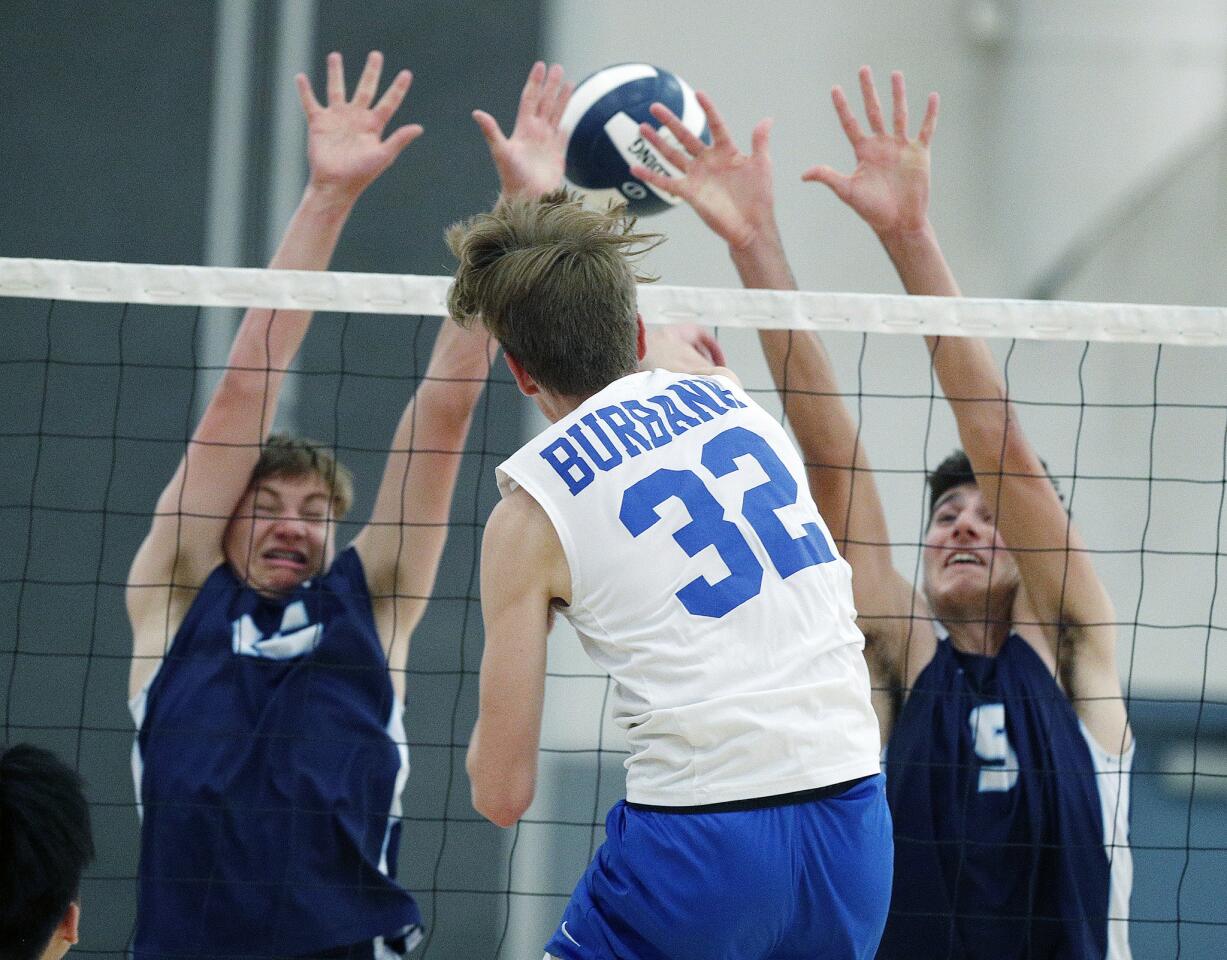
[927,448,1065,521]
[250,434,354,519]
[446,189,662,397]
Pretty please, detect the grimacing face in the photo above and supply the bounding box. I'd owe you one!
[921,482,1021,621]
[222,472,337,597]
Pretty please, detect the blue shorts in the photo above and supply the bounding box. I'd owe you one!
[544,774,892,960]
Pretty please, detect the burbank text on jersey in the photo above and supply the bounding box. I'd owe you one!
[539,375,747,494]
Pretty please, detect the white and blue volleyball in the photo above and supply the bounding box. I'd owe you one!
[560,63,710,216]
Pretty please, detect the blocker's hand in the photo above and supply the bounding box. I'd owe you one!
[803,67,938,240]
[641,323,727,374]
[473,61,573,200]
[296,51,423,202]
[629,92,777,252]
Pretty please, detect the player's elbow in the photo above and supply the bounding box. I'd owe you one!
[474,793,531,829]
[417,378,483,438]
[467,753,535,828]
[470,778,534,828]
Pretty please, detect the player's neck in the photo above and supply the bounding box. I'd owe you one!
[537,389,594,423]
[522,363,639,424]
[942,618,1010,658]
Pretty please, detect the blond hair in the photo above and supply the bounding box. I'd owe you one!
[447,189,662,396]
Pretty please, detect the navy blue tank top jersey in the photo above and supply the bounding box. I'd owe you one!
[879,634,1118,960]
[131,548,420,960]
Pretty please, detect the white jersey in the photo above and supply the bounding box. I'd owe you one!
[497,369,880,806]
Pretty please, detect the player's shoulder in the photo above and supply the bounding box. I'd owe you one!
[127,515,223,594]
[488,487,555,545]
[486,488,570,597]
[705,365,742,388]
[651,364,743,389]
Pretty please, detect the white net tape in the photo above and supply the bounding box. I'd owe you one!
[4,256,1226,345]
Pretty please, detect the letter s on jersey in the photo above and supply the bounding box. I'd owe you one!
[969,703,1020,793]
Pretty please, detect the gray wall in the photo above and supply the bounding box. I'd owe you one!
[1,2,538,957]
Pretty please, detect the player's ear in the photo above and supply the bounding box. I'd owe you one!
[56,901,81,952]
[635,313,647,362]
[504,352,540,397]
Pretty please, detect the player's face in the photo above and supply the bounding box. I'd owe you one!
[921,483,1020,618]
[223,472,337,597]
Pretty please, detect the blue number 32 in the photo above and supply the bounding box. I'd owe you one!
[618,426,835,618]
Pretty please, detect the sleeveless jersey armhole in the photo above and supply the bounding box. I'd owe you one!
[495,468,584,615]
[1079,719,1134,960]
[130,561,236,728]
[331,546,380,647]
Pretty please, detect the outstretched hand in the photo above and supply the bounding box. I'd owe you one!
[642,323,727,374]
[473,61,573,200]
[296,51,423,202]
[630,92,777,251]
[803,67,938,239]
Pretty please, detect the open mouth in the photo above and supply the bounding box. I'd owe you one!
[263,549,308,568]
[944,551,986,568]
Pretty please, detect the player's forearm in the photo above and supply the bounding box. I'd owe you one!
[466,727,537,828]
[268,182,362,268]
[876,221,960,298]
[222,184,359,387]
[427,318,497,382]
[727,229,797,292]
[758,327,891,553]
[925,333,1013,449]
[730,226,861,458]
[730,219,878,493]
[411,321,496,443]
[729,226,862,459]
[758,328,864,467]
[897,213,1018,462]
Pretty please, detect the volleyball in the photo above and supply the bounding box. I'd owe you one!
[560,63,710,216]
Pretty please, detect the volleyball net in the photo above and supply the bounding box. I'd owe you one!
[2,256,1226,959]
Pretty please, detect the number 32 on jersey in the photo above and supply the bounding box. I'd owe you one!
[619,426,835,619]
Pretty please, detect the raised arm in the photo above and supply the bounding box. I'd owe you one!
[127,51,421,697]
[804,67,956,299]
[925,334,1128,750]
[354,63,577,691]
[472,60,573,201]
[632,95,869,535]
[817,69,1127,751]
[632,91,928,716]
[463,66,575,823]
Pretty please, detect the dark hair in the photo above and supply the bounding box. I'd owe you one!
[927,448,1064,518]
[251,434,353,519]
[927,450,978,516]
[0,744,95,960]
[447,189,662,397]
